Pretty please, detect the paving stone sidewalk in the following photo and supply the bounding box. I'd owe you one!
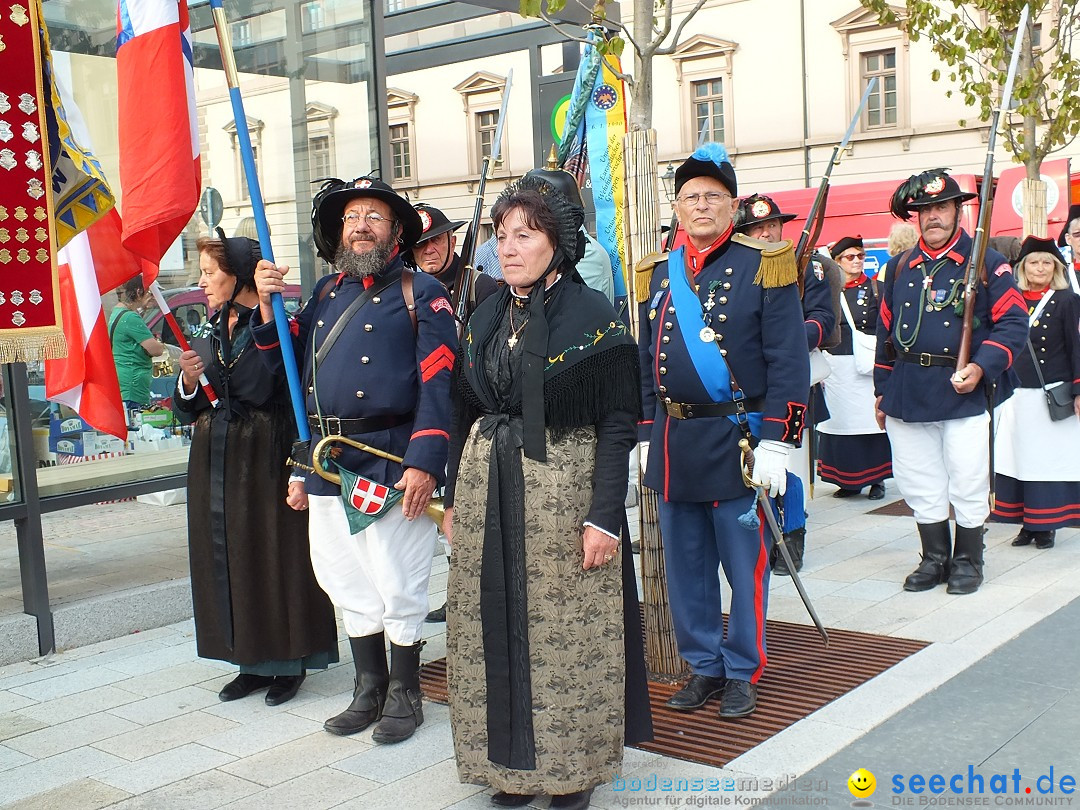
[1,483,1078,809]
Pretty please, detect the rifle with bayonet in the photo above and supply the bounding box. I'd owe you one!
[957,6,1028,371]
[793,77,878,282]
[452,69,513,333]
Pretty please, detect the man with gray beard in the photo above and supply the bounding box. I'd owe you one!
[252,176,458,745]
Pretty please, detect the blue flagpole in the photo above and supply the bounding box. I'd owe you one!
[208,0,310,442]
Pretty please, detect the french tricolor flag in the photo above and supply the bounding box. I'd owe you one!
[116,0,201,269]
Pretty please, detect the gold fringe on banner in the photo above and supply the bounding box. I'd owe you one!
[0,332,69,364]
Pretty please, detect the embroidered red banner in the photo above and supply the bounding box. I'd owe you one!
[0,0,65,362]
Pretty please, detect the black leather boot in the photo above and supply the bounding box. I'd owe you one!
[903,521,951,591]
[947,524,985,595]
[772,528,805,577]
[324,633,389,736]
[371,640,425,744]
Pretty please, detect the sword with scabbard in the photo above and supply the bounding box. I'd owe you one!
[738,438,829,645]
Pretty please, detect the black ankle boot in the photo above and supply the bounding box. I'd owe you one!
[324,633,389,736]
[772,528,805,577]
[904,521,951,591]
[1034,530,1056,550]
[372,640,425,744]
[947,524,985,594]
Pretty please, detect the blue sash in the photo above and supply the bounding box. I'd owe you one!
[667,247,762,436]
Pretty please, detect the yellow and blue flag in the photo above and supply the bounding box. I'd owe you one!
[559,34,629,297]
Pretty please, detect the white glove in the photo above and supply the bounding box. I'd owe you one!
[639,441,650,476]
[751,440,791,497]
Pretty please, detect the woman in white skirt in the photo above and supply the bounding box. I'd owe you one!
[992,236,1080,549]
[818,236,893,499]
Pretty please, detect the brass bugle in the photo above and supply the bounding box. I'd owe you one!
[311,434,445,526]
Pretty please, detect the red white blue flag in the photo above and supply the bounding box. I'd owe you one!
[115,0,200,270]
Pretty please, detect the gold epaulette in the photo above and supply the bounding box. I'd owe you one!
[732,234,799,288]
[634,251,667,301]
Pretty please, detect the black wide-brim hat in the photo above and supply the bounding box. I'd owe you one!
[830,235,864,259]
[1057,204,1080,246]
[312,176,423,261]
[891,169,977,219]
[1017,235,1067,268]
[413,203,466,245]
[736,193,796,231]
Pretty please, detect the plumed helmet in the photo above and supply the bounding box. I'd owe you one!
[310,175,423,262]
[491,173,586,268]
[890,168,977,220]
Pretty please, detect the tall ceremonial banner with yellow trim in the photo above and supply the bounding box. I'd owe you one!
[560,33,630,298]
[37,0,114,250]
[0,0,66,362]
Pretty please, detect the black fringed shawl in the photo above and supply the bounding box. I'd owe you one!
[446,273,650,772]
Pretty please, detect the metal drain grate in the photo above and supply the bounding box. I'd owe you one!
[420,616,927,769]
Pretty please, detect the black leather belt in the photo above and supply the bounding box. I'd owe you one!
[663,396,765,420]
[895,351,956,368]
[308,413,411,435]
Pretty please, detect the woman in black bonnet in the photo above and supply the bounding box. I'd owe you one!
[176,230,337,708]
[443,174,652,810]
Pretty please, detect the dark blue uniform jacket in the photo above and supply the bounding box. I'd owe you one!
[874,230,1028,422]
[639,237,810,503]
[252,255,458,496]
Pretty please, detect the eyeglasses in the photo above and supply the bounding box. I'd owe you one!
[676,191,731,206]
[342,212,393,227]
[838,252,866,262]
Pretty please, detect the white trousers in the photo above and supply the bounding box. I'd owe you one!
[885,413,990,528]
[307,494,435,645]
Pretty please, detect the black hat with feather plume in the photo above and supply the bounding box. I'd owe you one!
[889,168,977,220]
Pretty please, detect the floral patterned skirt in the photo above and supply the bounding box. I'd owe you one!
[447,422,625,795]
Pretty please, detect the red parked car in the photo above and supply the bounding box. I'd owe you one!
[143,284,303,346]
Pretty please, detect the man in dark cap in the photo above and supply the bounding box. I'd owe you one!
[409,202,496,625]
[735,193,841,576]
[410,202,498,321]
[638,144,809,719]
[252,176,458,744]
[875,169,1028,595]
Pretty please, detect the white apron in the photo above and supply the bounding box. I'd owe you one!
[995,388,1080,481]
[817,353,883,435]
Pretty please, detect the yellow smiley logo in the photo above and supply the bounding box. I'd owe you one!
[848,768,876,798]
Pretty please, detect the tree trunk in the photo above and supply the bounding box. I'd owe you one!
[630,0,654,131]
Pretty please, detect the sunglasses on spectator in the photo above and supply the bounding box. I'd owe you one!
[838,252,866,261]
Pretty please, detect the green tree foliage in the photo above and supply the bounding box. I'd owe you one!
[860,1,1080,173]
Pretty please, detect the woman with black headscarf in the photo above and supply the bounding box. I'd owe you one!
[443,175,652,810]
[176,230,338,707]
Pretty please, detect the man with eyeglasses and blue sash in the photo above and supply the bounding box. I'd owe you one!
[637,145,809,719]
[252,176,457,745]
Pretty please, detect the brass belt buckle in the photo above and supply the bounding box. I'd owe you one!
[667,402,687,419]
[919,353,932,367]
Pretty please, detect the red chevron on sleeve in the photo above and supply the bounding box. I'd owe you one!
[991,288,1025,322]
[880,297,892,330]
[421,344,455,382]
